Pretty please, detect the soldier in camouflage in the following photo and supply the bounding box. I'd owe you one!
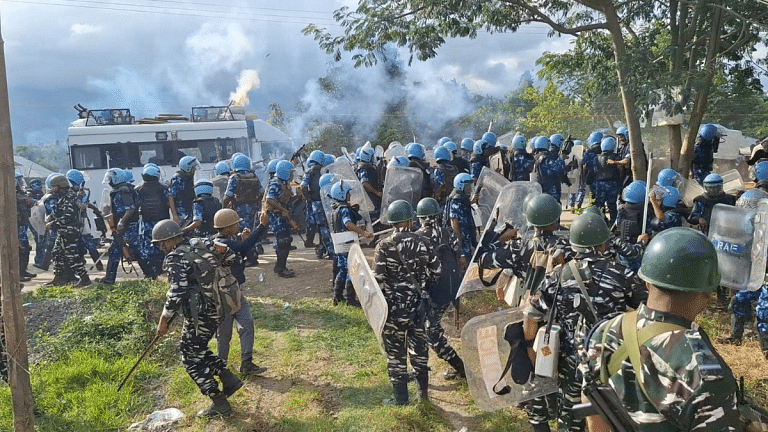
[355,147,382,221]
[582,227,741,431]
[34,173,64,272]
[169,156,200,223]
[523,213,645,432]
[592,137,623,224]
[16,172,37,282]
[301,150,326,250]
[688,173,736,234]
[446,173,476,269]
[153,219,244,418]
[375,200,441,406]
[46,174,91,287]
[575,132,603,209]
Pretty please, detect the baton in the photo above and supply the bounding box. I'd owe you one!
[118,314,175,392]
[641,152,653,234]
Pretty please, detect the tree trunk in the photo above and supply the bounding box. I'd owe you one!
[668,125,683,170]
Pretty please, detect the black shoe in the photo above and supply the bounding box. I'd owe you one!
[22,271,37,278]
[43,275,70,287]
[74,275,92,288]
[240,361,268,376]
[304,240,317,248]
[219,369,244,397]
[197,393,232,418]
[95,277,115,286]
[95,261,104,271]
[20,275,31,282]
[275,268,295,278]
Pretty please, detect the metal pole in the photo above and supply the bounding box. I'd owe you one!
[642,152,653,234]
[0,15,36,432]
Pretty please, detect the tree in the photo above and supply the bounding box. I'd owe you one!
[305,0,768,179]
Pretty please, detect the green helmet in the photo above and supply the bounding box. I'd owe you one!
[49,174,69,188]
[151,219,183,243]
[416,197,440,218]
[569,213,610,248]
[638,227,720,292]
[387,199,415,224]
[525,194,562,227]
[583,206,603,217]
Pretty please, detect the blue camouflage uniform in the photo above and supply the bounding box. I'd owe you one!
[576,149,600,206]
[331,203,361,304]
[446,190,476,260]
[510,151,534,181]
[301,164,330,253]
[225,171,262,231]
[136,178,171,278]
[470,155,487,180]
[688,193,737,234]
[104,184,143,282]
[35,193,59,269]
[692,137,716,185]
[534,152,569,202]
[169,171,195,222]
[730,287,768,341]
[266,177,295,275]
[592,152,623,223]
[355,161,381,220]
[74,187,101,265]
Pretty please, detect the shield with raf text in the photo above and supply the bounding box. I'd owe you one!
[709,201,768,291]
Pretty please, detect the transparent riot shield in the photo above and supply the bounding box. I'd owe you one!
[29,202,46,236]
[680,179,705,208]
[320,161,375,239]
[457,182,542,298]
[721,169,745,195]
[472,167,510,229]
[709,203,758,290]
[378,166,423,225]
[384,142,405,161]
[565,146,583,196]
[348,244,388,356]
[320,183,374,243]
[461,307,558,411]
[488,152,506,177]
[750,199,768,291]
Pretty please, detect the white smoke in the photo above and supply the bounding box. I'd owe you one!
[229,69,260,106]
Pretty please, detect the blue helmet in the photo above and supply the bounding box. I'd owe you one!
[179,156,199,173]
[354,147,362,162]
[444,141,458,153]
[437,137,451,147]
[308,150,325,166]
[433,146,451,162]
[573,140,583,147]
[232,154,252,172]
[122,170,135,184]
[28,178,42,190]
[319,173,335,189]
[656,168,680,187]
[737,188,768,209]
[100,170,118,187]
[194,179,213,196]
[454,172,473,191]
[703,173,723,186]
[616,126,629,141]
[756,161,768,182]
[482,132,497,147]
[330,180,353,202]
[473,139,489,155]
[66,169,84,187]
[534,136,550,151]
[231,152,245,160]
[662,186,680,208]
[275,160,294,181]
[600,137,617,152]
[143,164,161,179]
[588,131,604,147]
[267,159,280,175]
[623,180,647,204]
[460,138,474,152]
[214,161,231,176]
[512,135,526,150]
[549,134,565,148]
[698,123,718,141]
[324,153,335,166]
[359,147,375,163]
[406,142,425,160]
[388,155,409,169]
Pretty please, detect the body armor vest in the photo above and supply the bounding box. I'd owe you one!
[173,171,195,213]
[617,203,644,243]
[694,193,736,223]
[305,166,322,202]
[136,181,169,222]
[16,191,31,225]
[409,159,433,199]
[333,203,361,233]
[435,163,458,202]
[233,172,261,204]
[595,153,620,181]
[110,184,139,222]
[194,196,222,235]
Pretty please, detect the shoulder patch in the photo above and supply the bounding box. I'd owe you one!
[685,332,724,381]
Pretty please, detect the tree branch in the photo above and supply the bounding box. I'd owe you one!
[498,0,608,35]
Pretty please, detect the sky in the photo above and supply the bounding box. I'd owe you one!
[0,0,573,146]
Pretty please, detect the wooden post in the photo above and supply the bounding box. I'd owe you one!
[0,17,36,432]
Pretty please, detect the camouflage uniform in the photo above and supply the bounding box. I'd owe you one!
[50,189,89,280]
[374,228,441,387]
[355,161,381,220]
[510,151,535,182]
[104,184,144,282]
[592,152,623,224]
[576,148,600,207]
[136,178,171,277]
[225,170,262,231]
[446,189,476,260]
[688,193,736,234]
[691,136,716,185]
[191,194,222,237]
[647,210,682,235]
[479,230,574,277]
[534,152,569,202]
[730,286,768,341]
[526,252,645,431]
[582,303,741,431]
[266,177,294,273]
[73,187,101,265]
[34,193,59,269]
[469,154,487,180]
[17,187,34,276]
[301,164,332,255]
[331,202,362,304]
[431,161,458,208]
[161,237,237,397]
[169,170,195,221]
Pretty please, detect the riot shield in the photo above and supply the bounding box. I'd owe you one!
[710,203,761,290]
[488,152,506,177]
[472,167,510,230]
[320,183,374,243]
[750,199,768,291]
[721,169,744,195]
[320,161,375,238]
[348,243,388,356]
[565,146,583,196]
[384,142,405,161]
[378,166,423,225]
[680,179,705,208]
[461,307,558,411]
[29,202,46,236]
[457,182,542,298]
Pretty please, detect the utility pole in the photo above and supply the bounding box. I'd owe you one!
[0,16,35,432]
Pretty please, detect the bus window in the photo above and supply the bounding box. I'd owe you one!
[138,143,165,165]
[72,146,104,169]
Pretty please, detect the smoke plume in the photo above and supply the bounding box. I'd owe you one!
[230,69,261,106]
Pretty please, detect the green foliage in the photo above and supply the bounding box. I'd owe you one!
[517,83,597,138]
[14,141,71,174]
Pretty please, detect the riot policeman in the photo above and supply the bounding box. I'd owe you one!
[224,154,263,265]
[533,136,570,202]
[446,173,476,269]
[406,143,433,200]
[755,161,768,192]
[509,134,534,182]
[169,156,200,223]
[470,139,491,180]
[459,137,474,161]
[355,147,382,221]
[183,179,222,237]
[301,150,326,248]
[33,172,64,272]
[66,169,103,271]
[16,172,36,281]
[135,164,173,278]
[445,141,470,175]
[647,186,682,235]
[575,131,603,209]
[265,160,300,278]
[431,146,458,209]
[691,123,722,184]
[212,161,231,199]
[688,173,736,234]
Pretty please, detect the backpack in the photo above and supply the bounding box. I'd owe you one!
[178,238,242,328]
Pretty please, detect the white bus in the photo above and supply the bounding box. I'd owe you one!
[67,105,294,207]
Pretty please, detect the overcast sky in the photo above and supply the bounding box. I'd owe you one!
[1,0,573,145]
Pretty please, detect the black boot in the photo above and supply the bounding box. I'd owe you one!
[415,374,429,402]
[760,336,768,360]
[444,356,466,380]
[197,393,232,418]
[240,359,268,376]
[43,274,71,287]
[20,248,35,278]
[719,315,744,345]
[98,256,120,285]
[344,280,360,307]
[531,422,552,432]
[73,274,92,288]
[218,368,243,397]
[333,277,345,305]
[383,381,409,406]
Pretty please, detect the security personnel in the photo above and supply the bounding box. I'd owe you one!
[135,164,173,278]
[224,154,262,235]
[470,139,491,180]
[301,150,326,248]
[45,174,91,287]
[211,209,268,376]
[34,173,64,272]
[647,186,682,235]
[614,126,633,188]
[445,141,470,175]
[27,178,44,246]
[212,161,231,198]
[582,227,740,431]
[446,173,476,270]
[691,123,721,185]
[754,161,768,192]
[169,156,200,223]
[355,147,382,220]
[509,134,534,181]
[98,169,142,285]
[314,173,336,259]
[65,169,102,271]
[575,131,603,209]
[152,220,244,418]
[613,180,647,271]
[533,136,570,202]
[431,146,458,209]
[688,173,736,234]
[523,213,645,432]
[592,137,623,224]
[459,137,474,160]
[375,200,441,405]
[330,181,374,306]
[407,143,433,199]
[265,160,300,278]
[415,198,465,380]
[656,168,682,188]
[183,179,222,238]
[16,172,37,281]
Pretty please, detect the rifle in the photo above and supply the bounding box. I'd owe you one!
[571,381,640,432]
[738,376,768,431]
[290,144,307,167]
[118,314,176,392]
